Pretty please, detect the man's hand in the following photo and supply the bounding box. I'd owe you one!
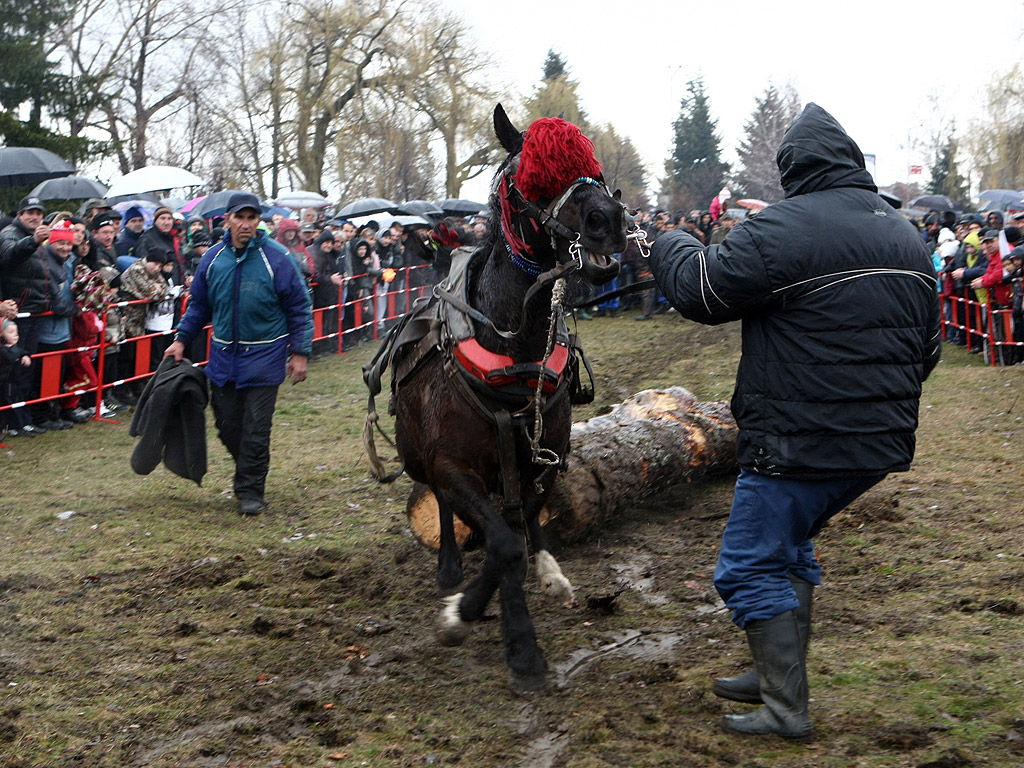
[34,225,50,243]
[287,354,308,384]
[970,278,983,290]
[0,299,17,320]
[330,273,344,286]
[164,339,185,363]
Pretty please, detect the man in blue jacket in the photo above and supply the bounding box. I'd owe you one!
[650,104,940,741]
[164,192,313,516]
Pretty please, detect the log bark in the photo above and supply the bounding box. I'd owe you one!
[542,387,737,543]
[406,387,738,548]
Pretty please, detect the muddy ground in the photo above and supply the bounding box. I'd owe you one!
[1,314,1022,767]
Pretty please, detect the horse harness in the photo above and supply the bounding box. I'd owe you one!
[362,246,596,512]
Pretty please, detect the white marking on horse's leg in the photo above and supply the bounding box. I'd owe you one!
[535,550,574,607]
[436,592,472,646]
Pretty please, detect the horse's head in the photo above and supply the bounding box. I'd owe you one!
[490,104,627,285]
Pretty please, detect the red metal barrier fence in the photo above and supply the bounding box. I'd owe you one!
[943,278,1022,366]
[0,265,434,434]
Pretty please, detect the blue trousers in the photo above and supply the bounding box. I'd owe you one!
[714,468,886,628]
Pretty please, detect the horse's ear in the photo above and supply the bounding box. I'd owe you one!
[613,189,622,201]
[494,103,523,156]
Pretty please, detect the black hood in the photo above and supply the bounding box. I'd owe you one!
[777,103,877,198]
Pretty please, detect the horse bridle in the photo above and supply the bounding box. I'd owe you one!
[501,168,651,275]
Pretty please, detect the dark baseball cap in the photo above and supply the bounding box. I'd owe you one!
[18,196,45,213]
[225,192,262,215]
[980,228,1000,241]
[90,212,116,230]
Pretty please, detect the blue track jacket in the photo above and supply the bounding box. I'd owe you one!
[175,230,313,388]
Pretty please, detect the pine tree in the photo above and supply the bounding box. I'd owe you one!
[523,49,589,131]
[928,133,969,208]
[0,0,98,168]
[662,77,729,212]
[733,84,801,203]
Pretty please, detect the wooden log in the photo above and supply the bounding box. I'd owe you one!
[542,387,737,543]
[405,387,738,548]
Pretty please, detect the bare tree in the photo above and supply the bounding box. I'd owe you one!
[965,64,1024,191]
[333,98,438,202]
[393,5,499,197]
[60,0,244,174]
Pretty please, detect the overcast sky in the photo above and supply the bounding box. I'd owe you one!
[442,0,1024,203]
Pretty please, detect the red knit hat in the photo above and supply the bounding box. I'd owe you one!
[49,219,75,242]
[515,117,603,202]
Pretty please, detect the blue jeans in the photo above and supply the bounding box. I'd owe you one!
[714,469,886,628]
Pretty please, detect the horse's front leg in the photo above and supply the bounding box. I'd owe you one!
[431,462,547,692]
[431,463,500,647]
[524,471,574,607]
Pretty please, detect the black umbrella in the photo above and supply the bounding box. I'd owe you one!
[29,175,108,201]
[192,189,252,219]
[439,198,487,216]
[878,191,901,209]
[338,197,398,218]
[398,199,445,220]
[0,146,76,188]
[909,194,962,212]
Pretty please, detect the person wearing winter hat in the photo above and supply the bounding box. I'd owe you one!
[0,216,78,435]
[710,186,731,222]
[32,219,79,432]
[135,206,188,299]
[116,206,146,258]
[310,229,340,357]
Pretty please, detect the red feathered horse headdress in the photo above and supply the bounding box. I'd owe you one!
[514,117,603,202]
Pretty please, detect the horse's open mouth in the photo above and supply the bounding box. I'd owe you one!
[580,250,620,285]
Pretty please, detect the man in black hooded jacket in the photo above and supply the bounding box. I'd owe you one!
[650,104,940,740]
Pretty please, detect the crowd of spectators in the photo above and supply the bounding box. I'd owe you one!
[585,196,1024,365]
[0,194,485,439]
[3,188,1021,441]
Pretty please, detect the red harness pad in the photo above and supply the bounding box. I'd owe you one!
[454,338,569,394]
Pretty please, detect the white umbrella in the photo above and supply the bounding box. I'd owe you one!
[273,190,331,210]
[105,165,205,198]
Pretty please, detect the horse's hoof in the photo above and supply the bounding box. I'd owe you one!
[436,593,471,646]
[508,671,550,697]
[540,573,575,607]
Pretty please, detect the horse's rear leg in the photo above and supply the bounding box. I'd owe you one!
[436,495,463,595]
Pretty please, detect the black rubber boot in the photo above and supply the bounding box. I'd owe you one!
[721,610,813,740]
[713,575,813,704]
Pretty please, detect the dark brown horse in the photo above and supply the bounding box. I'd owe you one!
[364,104,631,692]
